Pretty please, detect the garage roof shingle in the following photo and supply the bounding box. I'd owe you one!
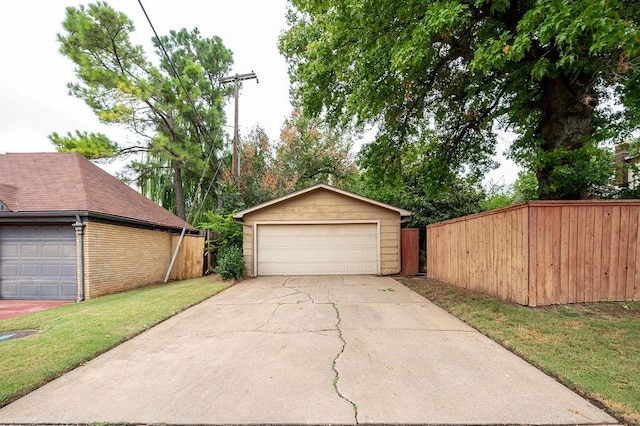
[0,152,195,231]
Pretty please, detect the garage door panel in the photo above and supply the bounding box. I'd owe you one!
[63,264,76,277]
[62,245,76,257]
[1,245,18,257]
[21,264,40,276]
[18,282,39,298]
[42,264,61,277]
[257,223,378,276]
[21,245,39,258]
[41,284,61,298]
[1,264,18,277]
[0,226,76,300]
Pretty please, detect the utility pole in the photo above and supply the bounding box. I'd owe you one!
[219,71,259,179]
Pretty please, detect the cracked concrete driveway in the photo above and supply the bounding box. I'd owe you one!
[0,276,617,425]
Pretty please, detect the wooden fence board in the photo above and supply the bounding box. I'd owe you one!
[601,206,613,301]
[583,206,595,302]
[529,205,538,306]
[627,207,639,300]
[610,206,622,300]
[566,207,577,303]
[592,206,604,301]
[560,206,570,303]
[540,207,550,305]
[635,206,640,300]
[576,206,587,303]
[551,207,562,304]
[618,207,630,300]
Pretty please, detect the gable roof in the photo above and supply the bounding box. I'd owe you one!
[0,152,196,231]
[233,183,412,219]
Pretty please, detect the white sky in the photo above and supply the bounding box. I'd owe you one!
[0,0,518,185]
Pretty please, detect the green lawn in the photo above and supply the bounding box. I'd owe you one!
[0,276,228,407]
[403,276,640,426]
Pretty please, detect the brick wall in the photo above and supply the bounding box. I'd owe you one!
[83,222,173,299]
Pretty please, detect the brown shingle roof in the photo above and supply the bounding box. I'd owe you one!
[0,152,196,231]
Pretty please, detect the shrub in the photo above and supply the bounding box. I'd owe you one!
[214,245,245,280]
[200,212,243,251]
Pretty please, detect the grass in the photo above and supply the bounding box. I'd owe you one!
[402,276,640,426]
[0,276,229,407]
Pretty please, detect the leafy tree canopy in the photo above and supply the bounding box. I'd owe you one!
[280,0,640,199]
[232,110,359,207]
[54,2,233,221]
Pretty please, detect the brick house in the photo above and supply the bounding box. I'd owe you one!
[0,152,203,301]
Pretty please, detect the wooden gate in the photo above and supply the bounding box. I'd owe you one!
[401,228,419,276]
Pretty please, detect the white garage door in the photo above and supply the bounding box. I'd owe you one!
[0,226,77,300]
[256,223,378,275]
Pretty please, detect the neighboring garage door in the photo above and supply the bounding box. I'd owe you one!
[256,223,378,275]
[0,226,76,300]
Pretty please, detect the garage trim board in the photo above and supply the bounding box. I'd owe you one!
[253,220,380,276]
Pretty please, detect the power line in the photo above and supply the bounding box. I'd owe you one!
[136,0,232,223]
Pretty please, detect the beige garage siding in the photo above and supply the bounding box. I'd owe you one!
[240,188,403,276]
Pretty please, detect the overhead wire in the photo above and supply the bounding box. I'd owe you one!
[136,0,234,224]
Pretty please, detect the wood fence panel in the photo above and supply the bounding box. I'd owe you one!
[426,204,529,304]
[427,201,640,306]
[170,234,205,280]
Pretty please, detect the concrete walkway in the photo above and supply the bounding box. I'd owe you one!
[0,276,617,425]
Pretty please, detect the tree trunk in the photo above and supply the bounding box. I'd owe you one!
[172,159,186,220]
[536,75,595,200]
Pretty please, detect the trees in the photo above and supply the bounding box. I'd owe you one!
[280,0,640,199]
[232,111,359,206]
[358,136,485,228]
[274,110,359,191]
[53,2,233,220]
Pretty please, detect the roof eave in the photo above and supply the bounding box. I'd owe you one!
[233,183,412,220]
[0,210,198,232]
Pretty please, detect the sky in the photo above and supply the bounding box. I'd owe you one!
[0,0,518,186]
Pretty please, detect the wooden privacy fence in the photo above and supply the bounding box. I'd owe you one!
[427,201,640,306]
[169,234,205,280]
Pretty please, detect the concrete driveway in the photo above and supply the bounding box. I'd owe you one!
[0,276,617,425]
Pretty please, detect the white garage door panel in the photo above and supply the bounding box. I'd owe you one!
[257,223,378,275]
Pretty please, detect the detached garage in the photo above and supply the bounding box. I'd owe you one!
[234,184,411,276]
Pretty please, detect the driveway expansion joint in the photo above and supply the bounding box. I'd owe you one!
[331,301,359,424]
